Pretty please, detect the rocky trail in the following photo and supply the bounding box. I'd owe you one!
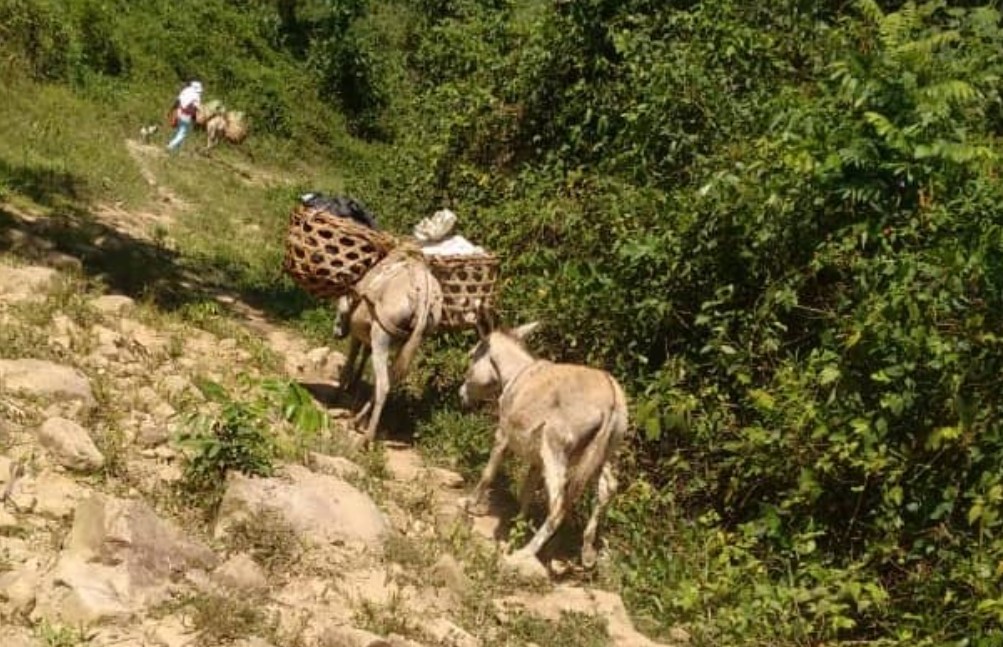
[0,143,685,647]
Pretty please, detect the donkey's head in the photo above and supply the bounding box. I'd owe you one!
[459,304,540,407]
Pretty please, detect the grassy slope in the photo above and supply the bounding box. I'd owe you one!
[0,54,366,338]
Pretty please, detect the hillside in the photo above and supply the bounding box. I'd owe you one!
[4,0,1003,645]
[0,193,672,646]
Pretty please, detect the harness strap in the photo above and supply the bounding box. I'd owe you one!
[362,295,410,339]
[498,358,549,407]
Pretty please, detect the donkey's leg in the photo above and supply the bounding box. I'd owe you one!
[340,337,361,388]
[352,345,371,391]
[362,326,392,444]
[462,427,510,517]
[580,462,617,569]
[332,297,350,340]
[518,463,543,519]
[514,437,569,559]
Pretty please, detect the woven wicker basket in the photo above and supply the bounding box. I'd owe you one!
[283,205,398,299]
[428,253,500,329]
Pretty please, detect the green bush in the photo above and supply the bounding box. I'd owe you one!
[360,0,1003,643]
[175,379,277,509]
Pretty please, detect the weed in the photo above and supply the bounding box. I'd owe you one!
[93,423,127,480]
[493,610,610,647]
[507,515,534,551]
[400,478,437,519]
[354,441,389,481]
[0,317,63,362]
[415,408,495,482]
[258,378,330,462]
[175,382,276,512]
[182,591,273,646]
[383,532,439,573]
[224,510,303,575]
[353,588,422,640]
[0,546,15,572]
[166,333,185,359]
[34,620,91,647]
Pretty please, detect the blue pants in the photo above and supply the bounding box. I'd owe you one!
[166,115,193,152]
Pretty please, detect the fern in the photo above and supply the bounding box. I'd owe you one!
[893,30,961,64]
[918,79,980,107]
[855,0,885,27]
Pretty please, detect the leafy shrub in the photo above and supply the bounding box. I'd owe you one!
[175,379,277,509]
[359,0,1003,643]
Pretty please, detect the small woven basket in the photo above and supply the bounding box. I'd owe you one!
[427,253,500,329]
[283,205,398,299]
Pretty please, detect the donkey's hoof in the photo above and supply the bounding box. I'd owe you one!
[459,496,489,517]
[344,431,369,451]
[503,551,548,581]
[581,545,599,570]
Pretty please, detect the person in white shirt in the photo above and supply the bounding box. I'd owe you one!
[166,80,203,153]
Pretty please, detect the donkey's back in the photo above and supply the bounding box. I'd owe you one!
[502,362,627,461]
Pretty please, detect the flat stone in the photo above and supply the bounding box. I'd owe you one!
[90,295,135,315]
[0,265,58,303]
[215,465,388,549]
[0,359,94,403]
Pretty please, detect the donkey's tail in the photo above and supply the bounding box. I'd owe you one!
[392,264,434,381]
[566,378,626,504]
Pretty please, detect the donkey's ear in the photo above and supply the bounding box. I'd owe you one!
[474,300,495,339]
[511,321,541,341]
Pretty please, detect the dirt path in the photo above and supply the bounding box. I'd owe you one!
[125,139,189,216]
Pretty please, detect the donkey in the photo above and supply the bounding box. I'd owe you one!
[334,249,443,444]
[459,310,628,570]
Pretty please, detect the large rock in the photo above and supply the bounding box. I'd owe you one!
[495,585,675,647]
[0,359,94,403]
[215,465,388,549]
[32,556,133,624]
[0,265,57,303]
[32,494,218,625]
[307,452,365,480]
[37,417,105,471]
[68,494,218,583]
[8,470,92,519]
[0,558,42,617]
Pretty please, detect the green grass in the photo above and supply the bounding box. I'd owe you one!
[0,61,354,334]
[0,72,149,210]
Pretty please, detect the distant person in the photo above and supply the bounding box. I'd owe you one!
[166,80,203,153]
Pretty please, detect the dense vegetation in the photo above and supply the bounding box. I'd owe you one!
[3,0,1003,644]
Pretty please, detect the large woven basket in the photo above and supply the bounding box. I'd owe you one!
[283,205,398,299]
[427,253,500,329]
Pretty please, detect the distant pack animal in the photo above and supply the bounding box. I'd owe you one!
[334,249,443,444]
[195,102,248,149]
[205,110,248,148]
[459,308,628,570]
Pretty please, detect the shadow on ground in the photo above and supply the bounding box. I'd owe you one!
[0,159,320,327]
[0,201,209,308]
